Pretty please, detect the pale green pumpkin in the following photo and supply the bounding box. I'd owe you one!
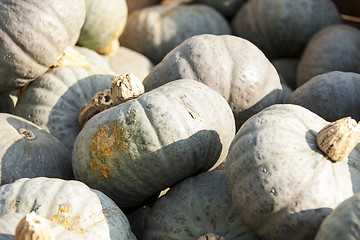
[0,113,73,185]
[231,0,342,59]
[13,65,116,152]
[0,0,86,92]
[77,0,128,55]
[0,177,136,240]
[120,4,232,64]
[315,192,360,240]
[72,79,235,208]
[226,104,360,240]
[142,171,261,240]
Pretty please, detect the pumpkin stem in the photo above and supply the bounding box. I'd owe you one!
[15,212,54,240]
[78,89,113,128]
[111,73,144,105]
[52,46,88,68]
[18,128,36,140]
[78,73,144,128]
[197,233,226,240]
[316,117,360,162]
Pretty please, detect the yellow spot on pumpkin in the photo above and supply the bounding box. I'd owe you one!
[89,120,130,181]
[9,199,20,208]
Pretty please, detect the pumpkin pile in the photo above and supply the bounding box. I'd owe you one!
[0,0,359,239]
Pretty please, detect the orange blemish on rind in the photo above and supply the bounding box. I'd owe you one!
[89,120,131,181]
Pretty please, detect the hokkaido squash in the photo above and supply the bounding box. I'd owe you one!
[0,113,73,185]
[297,24,360,87]
[77,0,128,55]
[0,177,136,240]
[120,4,232,64]
[226,104,360,240]
[0,0,86,92]
[13,65,116,151]
[287,71,360,122]
[315,192,360,240]
[143,34,284,129]
[72,79,235,208]
[231,0,342,59]
[142,171,261,239]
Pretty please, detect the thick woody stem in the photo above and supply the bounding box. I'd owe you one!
[78,89,113,128]
[110,73,144,105]
[317,117,360,162]
[15,212,53,240]
[197,233,226,240]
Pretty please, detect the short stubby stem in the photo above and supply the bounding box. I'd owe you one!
[197,233,226,240]
[317,117,360,162]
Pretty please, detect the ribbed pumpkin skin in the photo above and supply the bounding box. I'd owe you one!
[193,0,247,17]
[77,0,128,53]
[0,113,73,185]
[231,0,342,59]
[0,0,86,92]
[0,177,136,240]
[315,193,360,240]
[72,79,235,208]
[142,171,261,240]
[143,34,284,129]
[13,66,116,151]
[120,4,232,64]
[297,24,360,87]
[225,104,360,240]
[287,71,360,122]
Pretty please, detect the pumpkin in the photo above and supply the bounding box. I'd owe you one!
[0,90,17,113]
[119,3,232,64]
[297,24,360,87]
[74,46,113,72]
[231,0,342,59]
[0,113,73,185]
[126,205,152,239]
[104,46,154,81]
[225,104,360,240]
[142,171,261,240]
[0,0,86,92]
[142,34,284,129]
[12,65,116,151]
[0,177,136,239]
[0,212,81,240]
[272,58,299,90]
[126,0,161,12]
[315,192,360,240]
[287,71,360,122]
[192,0,247,17]
[77,0,128,55]
[72,79,235,208]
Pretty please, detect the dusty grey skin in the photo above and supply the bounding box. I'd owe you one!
[225,104,360,240]
[12,65,116,152]
[0,0,86,92]
[0,177,136,240]
[77,0,128,54]
[0,113,73,185]
[142,171,261,240]
[297,24,360,87]
[143,34,284,130]
[315,193,360,240]
[72,79,235,208]
[231,0,342,59]
[0,212,81,240]
[287,71,360,122]
[120,4,232,64]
